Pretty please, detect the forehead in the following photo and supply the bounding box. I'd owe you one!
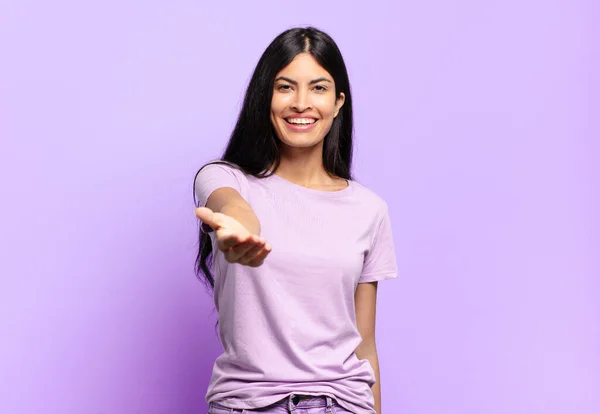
[276,53,332,79]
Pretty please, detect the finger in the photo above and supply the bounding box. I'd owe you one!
[248,244,272,267]
[248,246,271,267]
[218,230,252,251]
[218,233,244,251]
[228,239,259,262]
[195,207,223,230]
[238,240,267,264]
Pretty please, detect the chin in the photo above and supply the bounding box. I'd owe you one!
[278,136,323,149]
[273,121,327,149]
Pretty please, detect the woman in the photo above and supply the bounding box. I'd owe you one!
[194,27,398,414]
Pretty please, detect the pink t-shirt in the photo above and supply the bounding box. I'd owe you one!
[194,162,398,414]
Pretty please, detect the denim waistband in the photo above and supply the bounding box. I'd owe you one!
[209,393,335,413]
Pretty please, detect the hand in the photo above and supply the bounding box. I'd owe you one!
[195,207,271,267]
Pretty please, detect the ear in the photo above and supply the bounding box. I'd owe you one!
[334,92,346,118]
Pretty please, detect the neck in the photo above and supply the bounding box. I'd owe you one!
[274,141,333,186]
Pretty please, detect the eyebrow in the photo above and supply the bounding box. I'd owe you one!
[274,76,332,85]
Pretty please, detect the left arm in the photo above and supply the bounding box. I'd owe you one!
[355,281,382,414]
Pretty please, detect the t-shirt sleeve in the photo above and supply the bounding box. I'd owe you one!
[358,204,399,284]
[194,162,244,233]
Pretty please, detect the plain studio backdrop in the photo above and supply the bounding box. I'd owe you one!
[1,1,598,414]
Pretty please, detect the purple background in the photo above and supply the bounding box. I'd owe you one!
[1,1,598,413]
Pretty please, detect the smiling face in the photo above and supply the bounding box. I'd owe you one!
[270,53,345,150]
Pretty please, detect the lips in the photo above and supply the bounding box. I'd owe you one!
[283,116,318,131]
[285,117,317,125]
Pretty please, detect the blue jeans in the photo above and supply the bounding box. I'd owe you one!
[207,394,354,413]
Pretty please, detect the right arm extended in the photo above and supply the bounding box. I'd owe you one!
[195,187,271,267]
[204,187,261,235]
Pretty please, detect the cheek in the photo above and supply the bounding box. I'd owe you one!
[270,99,279,116]
[315,97,338,118]
[271,94,292,115]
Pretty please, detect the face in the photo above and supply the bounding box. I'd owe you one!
[270,53,345,150]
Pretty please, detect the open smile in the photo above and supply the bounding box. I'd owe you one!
[284,117,318,131]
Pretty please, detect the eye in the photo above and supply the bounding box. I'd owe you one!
[277,84,292,91]
[314,85,328,92]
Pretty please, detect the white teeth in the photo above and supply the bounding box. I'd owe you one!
[287,118,316,125]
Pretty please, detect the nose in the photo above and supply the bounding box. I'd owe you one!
[290,89,311,112]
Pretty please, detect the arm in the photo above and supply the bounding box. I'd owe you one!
[355,281,382,414]
[205,187,261,235]
[195,187,271,266]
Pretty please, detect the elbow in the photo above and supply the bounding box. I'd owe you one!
[355,335,377,359]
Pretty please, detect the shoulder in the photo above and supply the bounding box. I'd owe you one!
[195,160,248,184]
[350,180,390,217]
[194,160,250,205]
[197,160,244,176]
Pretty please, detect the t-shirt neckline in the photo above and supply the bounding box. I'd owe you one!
[266,172,355,198]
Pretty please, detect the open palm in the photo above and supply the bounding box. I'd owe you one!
[195,207,271,267]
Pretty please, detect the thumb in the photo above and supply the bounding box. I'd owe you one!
[195,207,223,230]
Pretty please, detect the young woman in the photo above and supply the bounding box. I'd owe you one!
[194,27,398,414]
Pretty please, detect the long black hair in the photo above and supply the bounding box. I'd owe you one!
[193,26,354,289]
